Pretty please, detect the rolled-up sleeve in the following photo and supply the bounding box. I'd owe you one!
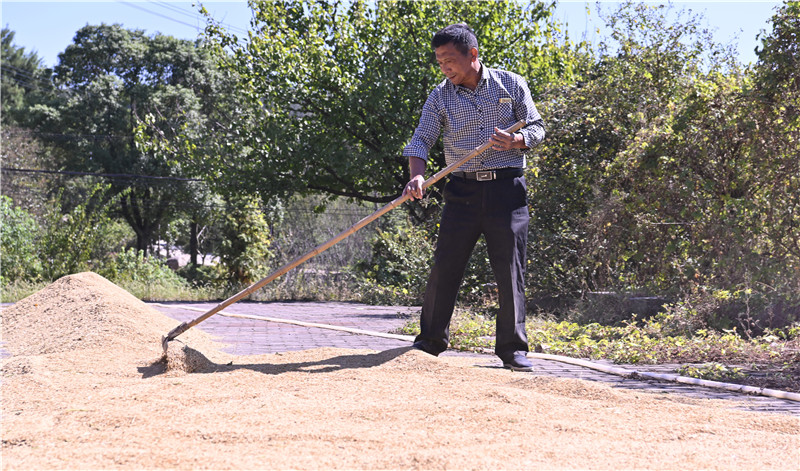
[514,77,545,149]
[403,89,443,162]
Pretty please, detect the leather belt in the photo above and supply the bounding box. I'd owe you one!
[450,168,524,181]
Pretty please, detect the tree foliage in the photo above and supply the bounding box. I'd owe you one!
[37,184,127,280]
[0,195,42,283]
[529,2,721,294]
[1,28,52,124]
[28,24,226,253]
[4,1,799,334]
[527,1,799,332]
[0,186,127,283]
[199,0,575,215]
[214,194,274,287]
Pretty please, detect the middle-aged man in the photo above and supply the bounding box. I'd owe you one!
[402,23,546,371]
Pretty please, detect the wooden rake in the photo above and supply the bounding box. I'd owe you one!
[161,120,527,352]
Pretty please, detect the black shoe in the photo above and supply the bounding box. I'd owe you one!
[502,352,534,371]
[412,340,440,357]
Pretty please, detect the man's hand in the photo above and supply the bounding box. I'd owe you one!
[403,175,425,200]
[490,127,525,150]
[404,156,426,200]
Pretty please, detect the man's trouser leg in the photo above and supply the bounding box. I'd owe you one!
[415,179,481,354]
[484,176,530,359]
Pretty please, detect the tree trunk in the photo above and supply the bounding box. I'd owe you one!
[189,220,199,266]
[119,189,167,257]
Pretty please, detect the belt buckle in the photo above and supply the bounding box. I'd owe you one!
[475,171,494,181]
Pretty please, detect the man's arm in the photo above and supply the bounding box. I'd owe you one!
[514,76,546,149]
[402,89,442,201]
[403,156,426,200]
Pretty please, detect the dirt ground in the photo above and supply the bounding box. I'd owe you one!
[2,272,798,470]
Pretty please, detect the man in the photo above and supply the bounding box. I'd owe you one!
[402,23,545,371]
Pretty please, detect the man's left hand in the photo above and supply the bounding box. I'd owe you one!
[490,127,523,150]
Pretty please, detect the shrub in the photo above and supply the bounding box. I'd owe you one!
[677,363,745,382]
[356,212,513,307]
[38,184,124,280]
[356,220,434,305]
[215,195,274,289]
[659,285,800,338]
[0,279,47,303]
[0,195,42,283]
[99,248,182,283]
[97,248,198,301]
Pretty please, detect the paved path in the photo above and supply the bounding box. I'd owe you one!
[152,301,800,416]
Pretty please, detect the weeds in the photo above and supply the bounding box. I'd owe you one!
[676,363,746,382]
[398,309,800,391]
[0,279,48,303]
[398,308,496,350]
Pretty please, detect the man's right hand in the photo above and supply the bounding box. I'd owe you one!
[404,156,426,200]
[403,175,425,200]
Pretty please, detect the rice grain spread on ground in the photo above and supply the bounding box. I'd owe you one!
[1,272,798,469]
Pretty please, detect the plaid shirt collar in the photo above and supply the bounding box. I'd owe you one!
[443,62,489,94]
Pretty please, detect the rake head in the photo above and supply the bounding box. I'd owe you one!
[161,321,190,354]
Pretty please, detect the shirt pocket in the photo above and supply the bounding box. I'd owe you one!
[494,95,515,126]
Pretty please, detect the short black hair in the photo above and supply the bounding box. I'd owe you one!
[432,24,478,55]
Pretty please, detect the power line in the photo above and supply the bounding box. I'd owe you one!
[1,167,202,182]
[117,0,250,38]
[151,0,208,22]
[4,130,132,140]
[1,64,52,90]
[119,1,205,32]
[4,184,379,217]
[150,0,250,37]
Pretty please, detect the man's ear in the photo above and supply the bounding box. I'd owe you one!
[470,47,479,62]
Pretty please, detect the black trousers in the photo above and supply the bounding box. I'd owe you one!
[415,174,530,359]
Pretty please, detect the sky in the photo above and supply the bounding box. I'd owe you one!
[0,0,785,70]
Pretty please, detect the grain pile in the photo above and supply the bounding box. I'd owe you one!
[2,272,798,470]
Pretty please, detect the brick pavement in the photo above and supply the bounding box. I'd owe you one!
[152,301,800,417]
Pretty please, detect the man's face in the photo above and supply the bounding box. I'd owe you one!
[435,42,478,88]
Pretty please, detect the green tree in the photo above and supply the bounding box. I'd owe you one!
[215,195,274,287]
[1,27,53,124]
[609,1,800,306]
[198,0,574,220]
[37,184,126,280]
[528,2,737,298]
[28,24,225,254]
[0,195,42,283]
[754,1,799,105]
[0,126,57,218]
[750,1,800,269]
[529,2,799,332]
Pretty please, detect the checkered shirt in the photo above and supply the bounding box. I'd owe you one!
[403,64,545,173]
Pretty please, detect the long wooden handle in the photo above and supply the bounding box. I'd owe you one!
[162,120,527,347]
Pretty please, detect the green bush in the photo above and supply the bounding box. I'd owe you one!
[659,286,800,338]
[177,263,223,287]
[216,195,274,290]
[522,3,800,333]
[98,248,184,284]
[677,363,745,382]
[97,248,203,301]
[355,213,511,307]
[0,195,42,283]
[356,221,434,305]
[460,237,501,305]
[38,184,124,280]
[398,308,496,350]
